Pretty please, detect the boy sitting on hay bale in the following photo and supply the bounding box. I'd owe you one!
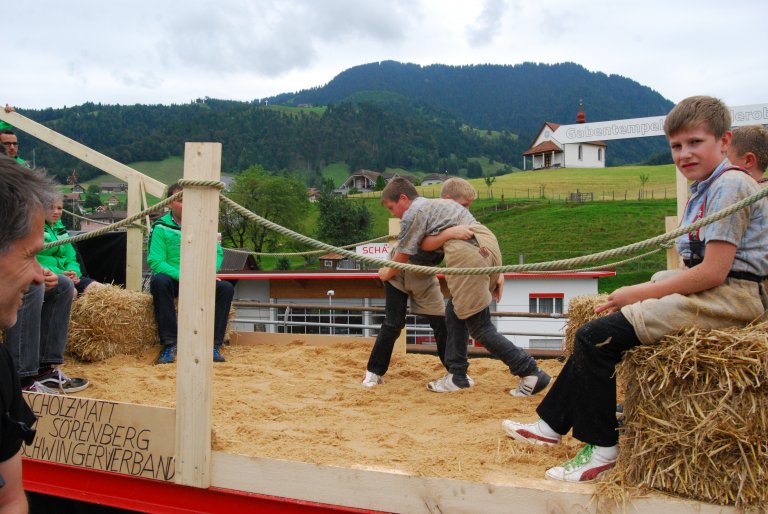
[148,182,235,365]
[502,95,768,483]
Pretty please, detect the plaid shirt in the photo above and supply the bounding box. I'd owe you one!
[677,159,768,276]
[398,198,477,258]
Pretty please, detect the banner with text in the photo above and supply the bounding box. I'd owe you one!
[356,242,390,260]
[23,393,176,481]
[551,103,768,144]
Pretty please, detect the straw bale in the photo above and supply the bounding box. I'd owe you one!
[67,285,236,362]
[606,321,768,511]
[67,285,158,362]
[563,294,609,359]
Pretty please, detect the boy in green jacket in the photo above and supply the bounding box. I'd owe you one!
[37,194,99,297]
[148,182,234,364]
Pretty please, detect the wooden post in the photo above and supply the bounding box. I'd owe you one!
[388,218,407,355]
[175,142,222,488]
[125,174,143,291]
[665,216,682,270]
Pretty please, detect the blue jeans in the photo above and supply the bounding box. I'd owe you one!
[444,299,537,377]
[5,276,74,378]
[150,273,235,346]
[366,282,446,376]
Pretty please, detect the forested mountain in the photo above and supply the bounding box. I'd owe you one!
[15,61,674,184]
[19,99,523,185]
[271,61,675,165]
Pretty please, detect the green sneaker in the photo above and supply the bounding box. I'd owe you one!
[545,444,617,482]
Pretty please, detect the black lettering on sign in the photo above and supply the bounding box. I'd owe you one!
[22,393,175,481]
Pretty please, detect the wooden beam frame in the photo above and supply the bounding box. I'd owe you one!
[0,109,165,198]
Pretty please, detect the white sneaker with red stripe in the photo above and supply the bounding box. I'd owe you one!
[362,371,384,388]
[502,419,561,446]
[545,444,617,482]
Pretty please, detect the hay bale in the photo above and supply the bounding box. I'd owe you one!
[611,322,768,511]
[68,285,158,362]
[563,294,608,359]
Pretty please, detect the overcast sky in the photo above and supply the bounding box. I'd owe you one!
[5,0,766,113]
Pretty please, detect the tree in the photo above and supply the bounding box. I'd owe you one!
[219,202,249,248]
[276,257,291,270]
[483,175,496,199]
[86,184,101,195]
[224,166,311,259]
[638,173,650,199]
[83,192,102,210]
[316,192,372,247]
[374,175,386,191]
[467,161,483,178]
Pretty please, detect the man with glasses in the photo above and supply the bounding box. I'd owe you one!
[0,130,29,168]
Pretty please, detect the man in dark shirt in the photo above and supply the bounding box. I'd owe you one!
[0,156,56,512]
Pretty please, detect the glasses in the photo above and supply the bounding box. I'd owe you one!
[1,142,19,146]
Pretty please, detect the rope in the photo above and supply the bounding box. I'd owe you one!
[44,177,767,276]
[224,235,389,257]
[43,192,182,249]
[62,208,147,232]
[220,183,768,275]
[44,180,224,249]
[177,179,226,190]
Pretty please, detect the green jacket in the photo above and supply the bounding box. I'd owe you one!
[147,211,224,281]
[37,220,81,276]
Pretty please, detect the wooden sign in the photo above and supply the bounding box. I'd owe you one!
[22,393,176,481]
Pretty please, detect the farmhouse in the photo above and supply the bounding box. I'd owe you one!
[522,100,607,170]
[100,182,128,193]
[79,210,127,232]
[336,169,418,194]
[420,172,448,185]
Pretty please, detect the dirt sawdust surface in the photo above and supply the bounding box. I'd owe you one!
[65,341,582,483]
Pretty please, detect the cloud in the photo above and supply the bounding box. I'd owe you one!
[465,0,510,46]
[158,0,417,76]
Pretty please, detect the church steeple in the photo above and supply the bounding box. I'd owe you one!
[576,99,586,124]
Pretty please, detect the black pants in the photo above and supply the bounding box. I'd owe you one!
[367,283,446,375]
[537,311,642,447]
[444,300,538,377]
[150,273,235,346]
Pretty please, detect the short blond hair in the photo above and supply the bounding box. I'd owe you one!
[731,125,768,172]
[663,95,730,138]
[440,177,477,204]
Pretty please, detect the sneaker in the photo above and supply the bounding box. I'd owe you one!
[362,370,384,388]
[213,345,226,363]
[426,373,475,393]
[23,381,60,394]
[510,368,551,397]
[545,444,617,483]
[35,367,90,393]
[155,344,177,365]
[502,419,561,446]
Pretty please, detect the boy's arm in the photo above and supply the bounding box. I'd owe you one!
[378,251,410,282]
[421,225,475,251]
[595,241,736,314]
